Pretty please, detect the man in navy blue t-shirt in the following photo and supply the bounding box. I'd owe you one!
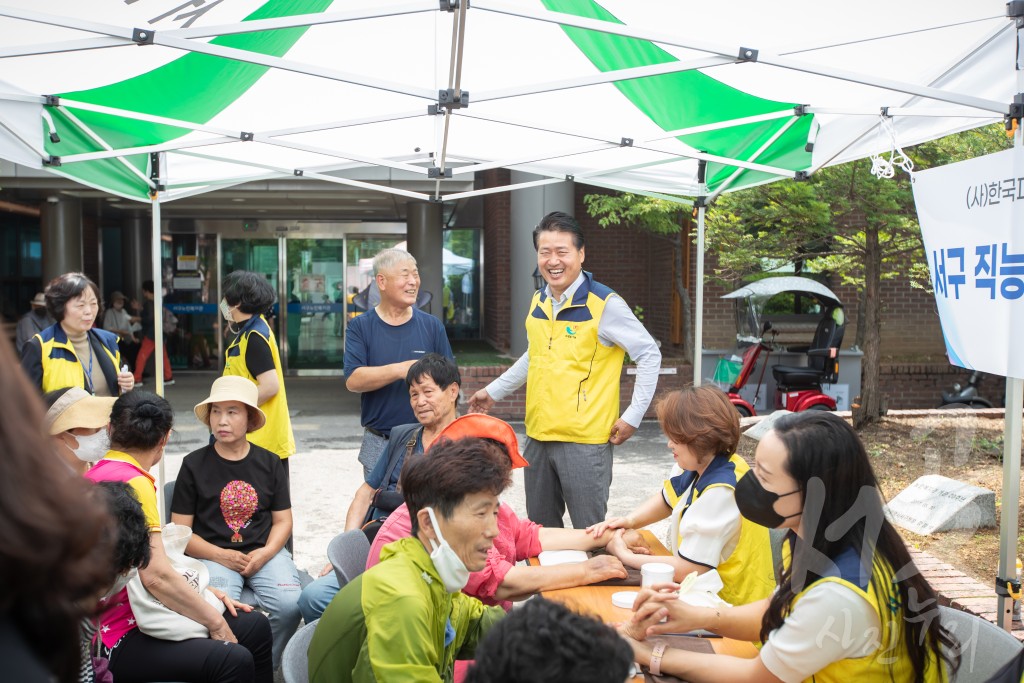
[343,248,453,477]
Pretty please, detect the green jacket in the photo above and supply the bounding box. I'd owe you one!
[308,537,505,683]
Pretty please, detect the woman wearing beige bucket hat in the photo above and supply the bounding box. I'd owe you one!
[43,386,117,475]
[170,376,301,670]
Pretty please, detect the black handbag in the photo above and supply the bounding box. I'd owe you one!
[362,427,422,526]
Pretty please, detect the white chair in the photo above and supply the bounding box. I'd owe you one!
[326,530,370,589]
[939,605,1023,682]
[282,619,319,683]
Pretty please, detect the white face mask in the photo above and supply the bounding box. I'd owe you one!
[100,568,136,601]
[425,507,469,593]
[219,299,233,322]
[69,429,110,463]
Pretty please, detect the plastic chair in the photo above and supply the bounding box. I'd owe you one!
[282,618,318,683]
[938,605,1023,682]
[768,528,787,585]
[326,530,370,589]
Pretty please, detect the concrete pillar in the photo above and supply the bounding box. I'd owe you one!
[509,173,574,356]
[406,201,444,321]
[40,195,82,282]
[122,212,151,299]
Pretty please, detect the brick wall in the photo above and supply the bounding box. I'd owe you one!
[481,169,511,351]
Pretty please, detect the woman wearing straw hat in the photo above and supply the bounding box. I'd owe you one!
[42,386,116,476]
[170,376,301,671]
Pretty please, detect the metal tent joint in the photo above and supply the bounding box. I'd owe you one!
[240,132,254,141]
[440,0,468,11]
[429,88,470,116]
[1006,94,1024,129]
[1007,0,1024,27]
[737,47,758,62]
[294,169,304,176]
[794,104,809,117]
[795,170,811,181]
[620,137,634,147]
[43,155,61,167]
[995,575,1022,600]
[428,166,453,178]
[692,196,707,209]
[43,95,60,107]
[132,28,155,45]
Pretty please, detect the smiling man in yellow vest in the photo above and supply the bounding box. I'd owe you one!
[469,212,662,528]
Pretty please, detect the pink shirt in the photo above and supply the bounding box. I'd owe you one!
[367,502,543,611]
[85,453,160,648]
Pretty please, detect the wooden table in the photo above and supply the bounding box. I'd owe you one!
[528,531,758,680]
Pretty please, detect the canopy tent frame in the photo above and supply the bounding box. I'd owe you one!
[0,3,1014,204]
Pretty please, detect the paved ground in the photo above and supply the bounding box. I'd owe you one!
[156,372,675,577]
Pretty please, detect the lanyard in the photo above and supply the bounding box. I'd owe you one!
[81,339,95,394]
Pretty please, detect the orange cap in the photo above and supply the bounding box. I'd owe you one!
[433,414,529,469]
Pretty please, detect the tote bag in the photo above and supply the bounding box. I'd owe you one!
[126,523,225,641]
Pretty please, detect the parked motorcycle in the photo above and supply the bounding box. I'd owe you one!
[939,371,994,409]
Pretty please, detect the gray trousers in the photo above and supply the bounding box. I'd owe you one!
[523,438,613,529]
[357,429,389,480]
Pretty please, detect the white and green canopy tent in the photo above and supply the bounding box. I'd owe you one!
[0,0,1021,629]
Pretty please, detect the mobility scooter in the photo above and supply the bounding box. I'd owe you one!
[720,276,846,416]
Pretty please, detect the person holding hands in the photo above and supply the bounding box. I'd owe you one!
[588,386,774,608]
[619,411,958,683]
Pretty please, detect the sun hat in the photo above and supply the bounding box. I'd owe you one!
[45,387,116,435]
[30,292,46,307]
[193,376,267,433]
[110,290,127,302]
[434,414,529,469]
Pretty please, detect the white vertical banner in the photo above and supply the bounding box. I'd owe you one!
[913,147,1024,379]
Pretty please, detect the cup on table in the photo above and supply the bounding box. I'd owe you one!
[641,562,675,588]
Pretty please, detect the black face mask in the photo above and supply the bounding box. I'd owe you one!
[735,473,801,528]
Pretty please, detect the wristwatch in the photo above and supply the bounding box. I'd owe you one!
[649,642,668,676]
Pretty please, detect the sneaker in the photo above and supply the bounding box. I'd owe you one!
[164,379,175,386]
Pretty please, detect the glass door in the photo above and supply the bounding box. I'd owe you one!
[221,237,282,367]
[163,234,219,372]
[284,238,346,371]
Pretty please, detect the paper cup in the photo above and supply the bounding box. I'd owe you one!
[641,562,675,587]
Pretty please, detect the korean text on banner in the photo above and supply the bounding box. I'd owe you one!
[913,148,1024,379]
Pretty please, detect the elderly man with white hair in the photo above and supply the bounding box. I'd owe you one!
[344,248,453,477]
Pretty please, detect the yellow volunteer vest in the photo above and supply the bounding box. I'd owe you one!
[524,272,625,443]
[224,315,296,458]
[662,454,776,607]
[36,324,121,394]
[785,540,947,683]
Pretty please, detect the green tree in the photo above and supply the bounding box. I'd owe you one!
[706,124,1010,428]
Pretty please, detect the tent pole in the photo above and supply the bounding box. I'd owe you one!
[151,188,168,522]
[998,377,1022,631]
[693,160,707,387]
[996,20,1024,630]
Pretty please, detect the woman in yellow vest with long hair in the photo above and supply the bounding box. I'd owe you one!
[621,411,959,683]
[588,385,775,608]
[220,271,295,473]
